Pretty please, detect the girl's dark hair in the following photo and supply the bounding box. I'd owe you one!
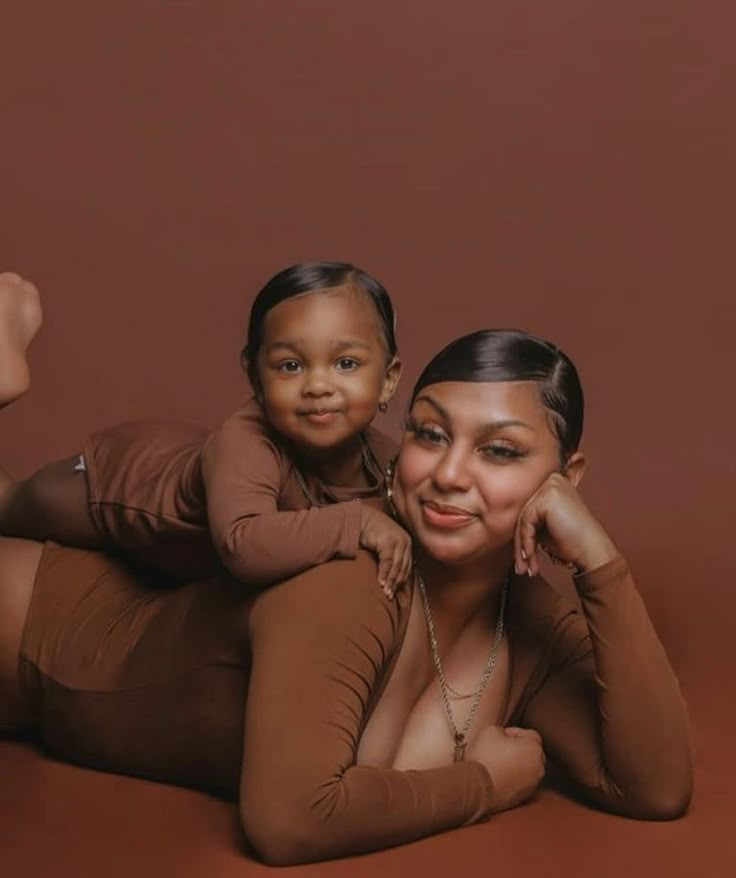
[411,329,584,459]
[241,261,397,391]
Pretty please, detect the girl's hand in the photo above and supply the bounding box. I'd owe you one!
[465,725,545,812]
[359,505,412,598]
[514,473,619,577]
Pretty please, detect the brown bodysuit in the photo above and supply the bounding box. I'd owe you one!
[17,542,692,865]
[82,397,396,582]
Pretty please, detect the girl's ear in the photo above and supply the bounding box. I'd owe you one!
[379,356,402,408]
[563,451,586,487]
[243,359,264,406]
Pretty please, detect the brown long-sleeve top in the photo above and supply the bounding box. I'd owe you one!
[21,543,693,866]
[85,397,397,583]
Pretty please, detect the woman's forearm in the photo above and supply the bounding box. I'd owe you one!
[523,556,693,819]
[240,554,494,865]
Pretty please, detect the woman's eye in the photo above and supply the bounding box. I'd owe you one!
[336,357,360,371]
[277,360,302,373]
[481,443,523,461]
[417,426,448,445]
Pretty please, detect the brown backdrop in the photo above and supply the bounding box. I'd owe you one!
[2,0,734,806]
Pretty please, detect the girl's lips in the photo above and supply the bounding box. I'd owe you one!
[421,500,476,528]
[300,410,341,423]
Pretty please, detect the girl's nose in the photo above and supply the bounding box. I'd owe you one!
[302,368,335,397]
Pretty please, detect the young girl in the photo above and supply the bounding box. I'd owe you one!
[0,262,411,596]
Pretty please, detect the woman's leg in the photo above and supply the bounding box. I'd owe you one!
[0,457,100,546]
[0,272,41,409]
[0,534,42,731]
[0,272,100,545]
[0,272,46,728]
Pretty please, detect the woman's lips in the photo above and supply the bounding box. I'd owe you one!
[421,500,476,529]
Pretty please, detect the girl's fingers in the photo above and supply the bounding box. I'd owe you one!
[383,545,403,595]
[378,552,392,589]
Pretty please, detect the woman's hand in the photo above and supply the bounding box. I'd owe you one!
[514,473,619,577]
[465,725,546,812]
[359,505,412,598]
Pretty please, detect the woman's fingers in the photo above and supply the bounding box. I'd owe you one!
[515,492,545,577]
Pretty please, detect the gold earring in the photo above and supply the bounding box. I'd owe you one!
[385,457,398,518]
[378,400,389,413]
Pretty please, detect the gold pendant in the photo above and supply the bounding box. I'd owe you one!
[453,735,466,762]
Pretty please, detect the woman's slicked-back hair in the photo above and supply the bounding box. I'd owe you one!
[241,261,397,391]
[411,329,584,459]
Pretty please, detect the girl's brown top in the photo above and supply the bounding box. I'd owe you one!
[83,397,397,583]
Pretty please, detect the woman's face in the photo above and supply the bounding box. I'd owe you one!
[392,380,567,568]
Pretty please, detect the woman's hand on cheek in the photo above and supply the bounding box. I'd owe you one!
[465,726,545,812]
[513,473,619,577]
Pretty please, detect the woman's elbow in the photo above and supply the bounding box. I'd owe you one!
[636,778,693,821]
[617,770,693,821]
[241,802,330,866]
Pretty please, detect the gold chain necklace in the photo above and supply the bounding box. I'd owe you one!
[293,435,378,508]
[415,567,509,762]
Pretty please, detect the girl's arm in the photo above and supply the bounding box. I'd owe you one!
[239,553,495,865]
[201,402,365,585]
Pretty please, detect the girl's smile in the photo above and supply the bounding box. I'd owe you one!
[256,287,400,461]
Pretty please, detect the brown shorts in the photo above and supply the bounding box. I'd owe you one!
[82,421,222,578]
[19,542,253,798]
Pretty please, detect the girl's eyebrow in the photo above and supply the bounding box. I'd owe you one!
[412,393,534,433]
[264,338,372,354]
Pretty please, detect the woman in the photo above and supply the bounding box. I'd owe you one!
[0,273,692,865]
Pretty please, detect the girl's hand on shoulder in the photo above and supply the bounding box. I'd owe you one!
[465,725,545,812]
[359,505,412,598]
[514,473,619,577]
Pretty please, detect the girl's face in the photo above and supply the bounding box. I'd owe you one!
[392,380,573,568]
[255,287,400,456]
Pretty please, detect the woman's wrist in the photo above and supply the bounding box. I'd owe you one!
[571,533,620,575]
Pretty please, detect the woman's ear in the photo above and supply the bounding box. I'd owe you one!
[563,451,586,487]
[379,356,403,408]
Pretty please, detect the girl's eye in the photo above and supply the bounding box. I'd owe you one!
[277,360,302,373]
[481,443,524,461]
[336,357,360,371]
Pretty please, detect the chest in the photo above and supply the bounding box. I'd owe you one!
[356,598,511,771]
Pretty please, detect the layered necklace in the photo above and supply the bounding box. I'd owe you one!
[415,566,509,762]
[293,435,377,508]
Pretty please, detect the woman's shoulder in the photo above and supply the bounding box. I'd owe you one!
[248,551,408,644]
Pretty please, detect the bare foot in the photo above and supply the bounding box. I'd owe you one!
[0,272,42,407]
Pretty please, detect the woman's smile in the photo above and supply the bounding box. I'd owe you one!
[420,499,477,529]
[393,380,563,566]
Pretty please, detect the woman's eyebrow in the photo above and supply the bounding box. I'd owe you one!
[413,395,533,433]
[412,394,450,419]
[477,419,534,434]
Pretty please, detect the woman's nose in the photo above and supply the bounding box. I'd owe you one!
[431,448,473,492]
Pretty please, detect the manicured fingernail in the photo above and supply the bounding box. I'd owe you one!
[520,548,527,560]
[527,568,533,578]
